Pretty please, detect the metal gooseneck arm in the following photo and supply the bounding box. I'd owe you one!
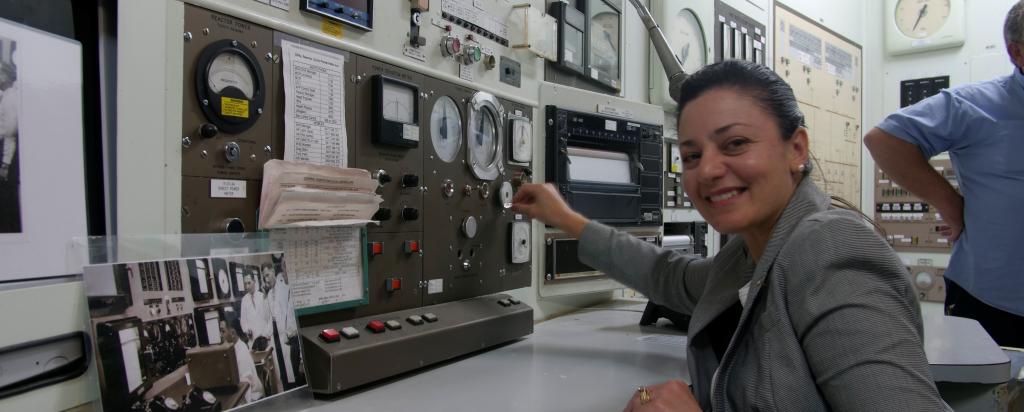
[627,0,688,103]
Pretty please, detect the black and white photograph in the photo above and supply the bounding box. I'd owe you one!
[0,35,19,233]
[84,252,305,412]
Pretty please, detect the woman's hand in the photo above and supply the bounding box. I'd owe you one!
[623,380,701,412]
[510,183,589,237]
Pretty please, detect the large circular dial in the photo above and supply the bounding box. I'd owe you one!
[430,96,463,163]
[669,9,707,75]
[465,91,504,180]
[471,109,498,166]
[208,52,255,99]
[895,0,951,39]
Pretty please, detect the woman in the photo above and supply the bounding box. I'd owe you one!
[511,60,947,411]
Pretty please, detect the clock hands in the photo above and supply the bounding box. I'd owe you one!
[912,3,928,32]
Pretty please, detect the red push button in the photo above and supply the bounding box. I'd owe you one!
[367,320,386,333]
[369,242,384,257]
[319,328,341,342]
[386,277,402,292]
[404,240,420,254]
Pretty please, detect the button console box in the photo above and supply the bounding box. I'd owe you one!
[300,294,533,395]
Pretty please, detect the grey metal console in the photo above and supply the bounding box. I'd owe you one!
[300,294,533,395]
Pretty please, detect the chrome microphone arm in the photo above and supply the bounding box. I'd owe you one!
[627,0,688,103]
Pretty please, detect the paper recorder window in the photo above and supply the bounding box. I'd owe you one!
[566,147,635,185]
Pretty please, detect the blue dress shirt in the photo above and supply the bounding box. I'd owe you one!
[877,67,1024,316]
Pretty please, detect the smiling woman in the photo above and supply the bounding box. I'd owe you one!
[511,60,949,411]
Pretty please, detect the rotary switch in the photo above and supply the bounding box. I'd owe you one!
[224,142,241,163]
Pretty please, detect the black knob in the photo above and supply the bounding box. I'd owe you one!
[375,170,392,185]
[199,123,218,139]
[223,218,245,233]
[401,207,419,221]
[401,174,420,188]
[373,207,392,221]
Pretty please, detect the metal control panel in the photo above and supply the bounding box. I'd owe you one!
[181,7,278,233]
[300,294,531,394]
[875,158,956,252]
[173,4,536,395]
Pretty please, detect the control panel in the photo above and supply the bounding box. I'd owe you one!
[172,3,537,395]
[181,7,277,233]
[905,265,946,303]
[301,294,531,394]
[546,106,664,226]
[875,158,957,252]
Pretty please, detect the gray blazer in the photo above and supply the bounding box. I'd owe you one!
[579,179,947,411]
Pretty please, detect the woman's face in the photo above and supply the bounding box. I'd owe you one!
[677,87,806,236]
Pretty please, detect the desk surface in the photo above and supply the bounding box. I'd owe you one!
[248,301,1013,412]
[251,301,688,412]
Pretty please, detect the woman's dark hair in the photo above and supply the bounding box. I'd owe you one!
[674,60,812,176]
[675,59,805,142]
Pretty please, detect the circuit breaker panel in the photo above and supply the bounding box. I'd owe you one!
[875,158,957,252]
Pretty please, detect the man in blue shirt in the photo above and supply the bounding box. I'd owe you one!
[865,2,1024,347]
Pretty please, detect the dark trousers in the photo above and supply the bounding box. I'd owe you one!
[945,278,1024,347]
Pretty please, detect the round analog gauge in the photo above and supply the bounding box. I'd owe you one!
[589,9,620,78]
[471,109,498,166]
[510,117,532,163]
[217,269,230,296]
[466,91,504,180]
[195,39,265,134]
[382,81,416,124]
[669,9,707,74]
[207,51,255,99]
[895,0,951,39]
[430,96,463,163]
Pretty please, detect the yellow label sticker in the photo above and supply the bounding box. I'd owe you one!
[221,97,249,118]
[322,19,344,38]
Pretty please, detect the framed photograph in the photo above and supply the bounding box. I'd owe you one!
[84,252,306,412]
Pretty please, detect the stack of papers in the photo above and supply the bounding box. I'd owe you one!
[259,159,382,229]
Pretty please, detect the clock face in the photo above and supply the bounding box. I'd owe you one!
[669,8,707,75]
[895,0,951,39]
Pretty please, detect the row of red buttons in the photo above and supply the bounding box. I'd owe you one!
[319,313,439,343]
[369,240,420,257]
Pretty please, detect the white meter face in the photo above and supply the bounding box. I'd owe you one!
[208,51,256,98]
[510,221,531,264]
[510,117,532,163]
[430,96,463,163]
[670,9,707,74]
[470,108,498,166]
[382,81,416,124]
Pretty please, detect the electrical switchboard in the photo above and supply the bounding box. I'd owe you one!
[875,158,957,252]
